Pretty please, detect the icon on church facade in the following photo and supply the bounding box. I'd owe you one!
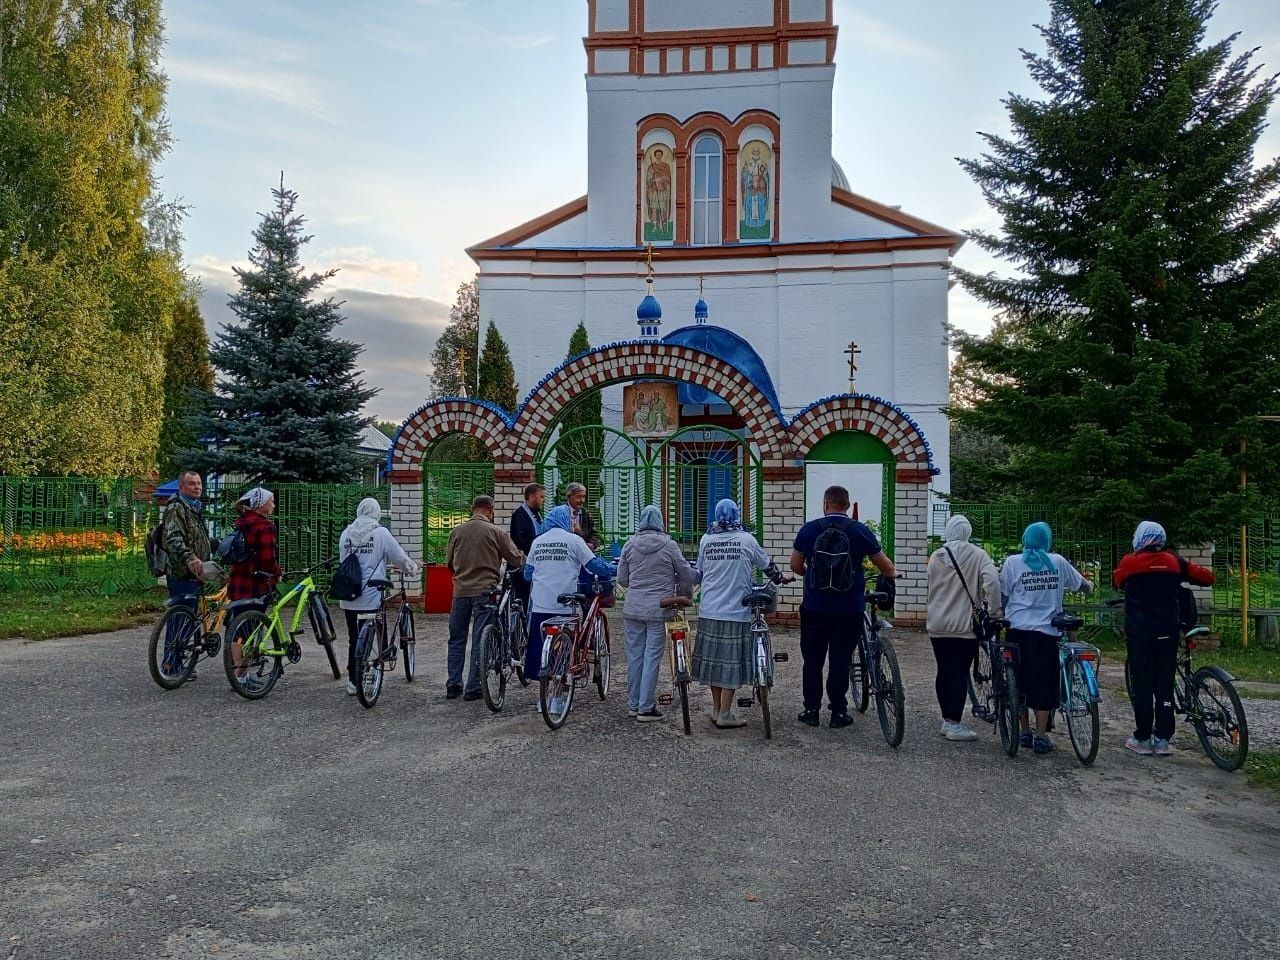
[623,382,678,436]
[642,144,675,242]
[738,140,772,240]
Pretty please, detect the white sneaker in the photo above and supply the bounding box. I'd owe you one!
[627,708,639,718]
[943,722,978,741]
[939,720,950,737]
[345,681,357,696]
[717,710,747,729]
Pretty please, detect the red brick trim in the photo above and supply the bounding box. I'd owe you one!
[494,469,537,484]
[392,401,509,470]
[789,396,931,466]
[763,466,804,481]
[387,469,423,483]
[894,468,934,484]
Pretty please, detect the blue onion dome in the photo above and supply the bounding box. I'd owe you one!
[694,298,709,323]
[637,282,662,322]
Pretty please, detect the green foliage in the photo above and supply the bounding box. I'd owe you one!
[156,292,213,478]
[0,0,184,475]
[428,279,479,398]
[187,182,376,483]
[374,421,401,439]
[0,592,165,641]
[478,321,519,412]
[954,0,1280,543]
[555,322,604,468]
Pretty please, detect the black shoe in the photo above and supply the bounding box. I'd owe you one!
[462,689,483,702]
[446,684,463,700]
[637,709,665,723]
[797,709,820,727]
[830,711,854,729]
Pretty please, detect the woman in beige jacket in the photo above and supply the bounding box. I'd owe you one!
[926,515,1002,741]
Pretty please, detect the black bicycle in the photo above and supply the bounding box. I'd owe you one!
[849,581,905,748]
[966,603,1021,757]
[352,569,417,709]
[1120,618,1248,771]
[477,564,530,712]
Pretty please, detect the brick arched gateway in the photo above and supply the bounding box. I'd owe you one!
[788,394,935,470]
[388,398,511,481]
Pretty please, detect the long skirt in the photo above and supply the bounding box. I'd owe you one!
[691,617,753,689]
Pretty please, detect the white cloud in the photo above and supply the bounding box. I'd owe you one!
[165,57,339,124]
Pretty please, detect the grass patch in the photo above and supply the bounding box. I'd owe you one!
[1089,630,1280,684]
[0,590,165,641]
[1246,749,1280,794]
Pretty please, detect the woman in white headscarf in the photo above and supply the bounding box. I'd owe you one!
[337,497,419,696]
[617,505,699,722]
[226,486,280,602]
[926,515,1001,742]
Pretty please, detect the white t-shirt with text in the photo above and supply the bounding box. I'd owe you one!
[696,529,772,623]
[999,552,1091,633]
[527,528,599,615]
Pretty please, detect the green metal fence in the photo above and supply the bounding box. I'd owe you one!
[423,462,494,564]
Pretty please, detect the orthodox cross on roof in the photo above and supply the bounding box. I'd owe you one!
[844,340,861,392]
[645,241,655,278]
[457,347,469,398]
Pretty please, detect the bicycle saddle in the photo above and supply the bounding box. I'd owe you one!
[367,578,394,591]
[1051,611,1084,633]
[741,585,776,607]
[557,592,587,606]
[867,591,891,610]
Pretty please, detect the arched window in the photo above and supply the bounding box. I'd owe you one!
[691,135,723,246]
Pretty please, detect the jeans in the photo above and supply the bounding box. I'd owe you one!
[624,618,666,713]
[1127,630,1179,741]
[448,595,493,694]
[930,636,978,722]
[800,608,859,714]
[165,578,201,667]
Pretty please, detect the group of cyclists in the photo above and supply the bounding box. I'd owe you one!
[159,470,1226,762]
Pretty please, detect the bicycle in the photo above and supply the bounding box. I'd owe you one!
[1119,616,1249,771]
[477,564,530,713]
[1050,611,1102,765]
[222,560,342,700]
[537,575,613,730]
[352,569,418,709]
[734,570,792,741]
[148,584,229,690]
[848,582,906,748]
[657,595,695,734]
[965,603,1022,757]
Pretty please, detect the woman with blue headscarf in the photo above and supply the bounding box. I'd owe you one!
[999,521,1094,755]
[617,506,699,722]
[1113,521,1214,756]
[690,499,782,729]
[523,505,617,703]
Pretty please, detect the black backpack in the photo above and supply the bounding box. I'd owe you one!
[329,542,364,601]
[809,517,856,593]
[145,520,168,577]
[216,529,250,565]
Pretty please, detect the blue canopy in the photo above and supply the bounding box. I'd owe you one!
[660,324,780,410]
[153,479,179,499]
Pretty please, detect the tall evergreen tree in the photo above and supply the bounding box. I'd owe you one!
[478,321,519,412]
[187,182,376,483]
[0,0,184,475]
[555,322,604,475]
[953,0,1280,541]
[156,291,214,478]
[427,280,479,398]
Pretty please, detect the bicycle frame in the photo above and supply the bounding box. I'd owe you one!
[1058,640,1101,709]
[249,576,318,655]
[541,591,604,679]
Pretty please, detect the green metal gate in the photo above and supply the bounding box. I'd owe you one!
[535,423,763,556]
[422,461,495,564]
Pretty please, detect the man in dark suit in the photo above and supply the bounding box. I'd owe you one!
[509,482,545,608]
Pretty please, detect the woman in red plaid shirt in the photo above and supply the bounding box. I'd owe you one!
[226,487,281,601]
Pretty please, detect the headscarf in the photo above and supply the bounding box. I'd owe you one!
[944,514,973,544]
[540,504,574,535]
[346,497,383,549]
[236,486,273,512]
[1021,521,1055,573]
[637,505,666,533]
[709,499,742,534]
[1133,520,1166,552]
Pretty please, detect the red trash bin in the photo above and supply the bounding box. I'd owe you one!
[424,564,453,614]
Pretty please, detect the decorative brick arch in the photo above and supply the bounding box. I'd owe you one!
[388,398,512,476]
[505,342,788,463]
[788,395,936,478]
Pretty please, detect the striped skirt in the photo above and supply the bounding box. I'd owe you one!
[691,617,753,689]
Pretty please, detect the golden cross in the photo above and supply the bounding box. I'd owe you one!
[457,347,468,379]
[645,242,655,278]
[844,340,861,391]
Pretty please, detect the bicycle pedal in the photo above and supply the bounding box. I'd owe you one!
[772,652,789,663]
[289,629,305,640]
[658,694,673,706]
[736,697,753,708]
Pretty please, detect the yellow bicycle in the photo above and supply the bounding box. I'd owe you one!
[657,595,695,734]
[148,585,229,690]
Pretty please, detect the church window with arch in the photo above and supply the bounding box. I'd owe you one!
[691,134,723,245]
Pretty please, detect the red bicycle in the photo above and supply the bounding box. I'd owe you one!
[537,575,613,730]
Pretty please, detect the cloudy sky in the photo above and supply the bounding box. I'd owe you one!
[159,0,1280,422]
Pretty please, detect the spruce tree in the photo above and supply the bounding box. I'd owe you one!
[156,291,214,478]
[954,0,1280,541]
[478,321,519,412]
[555,322,604,483]
[188,182,376,483]
[428,280,480,398]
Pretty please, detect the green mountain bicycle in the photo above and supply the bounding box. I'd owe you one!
[223,560,341,700]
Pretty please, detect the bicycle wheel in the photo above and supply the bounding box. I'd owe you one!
[510,605,530,687]
[223,611,282,700]
[967,642,994,723]
[758,684,772,740]
[873,638,905,748]
[1190,666,1248,771]
[307,594,341,680]
[479,623,508,712]
[997,661,1020,757]
[594,614,612,700]
[355,621,384,709]
[1064,658,1099,765]
[850,636,870,714]
[148,606,201,690]
[539,633,574,730]
[677,678,692,735]
[398,607,416,683]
